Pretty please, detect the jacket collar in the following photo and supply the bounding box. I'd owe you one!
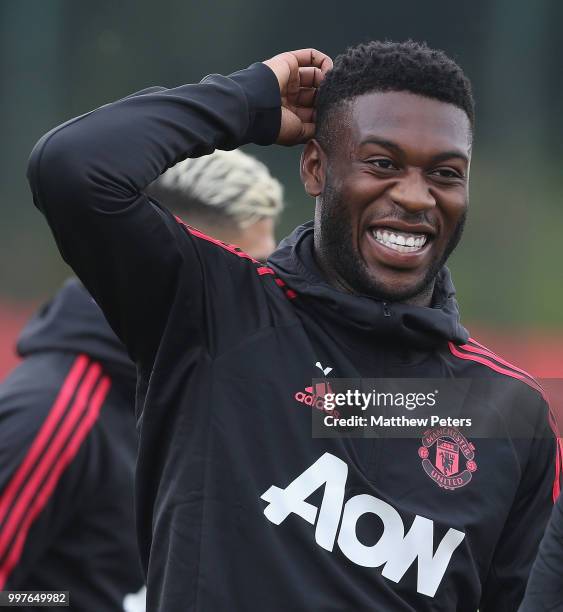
[268,221,468,350]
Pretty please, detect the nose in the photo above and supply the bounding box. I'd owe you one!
[388,169,436,214]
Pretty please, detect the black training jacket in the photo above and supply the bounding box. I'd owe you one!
[27,62,562,611]
[519,489,563,611]
[0,279,145,611]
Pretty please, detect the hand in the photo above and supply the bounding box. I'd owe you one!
[263,49,333,146]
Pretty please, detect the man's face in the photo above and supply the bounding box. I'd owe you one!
[304,91,471,303]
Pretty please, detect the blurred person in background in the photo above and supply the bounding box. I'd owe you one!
[147,149,284,261]
[519,470,563,611]
[0,279,145,611]
[0,148,282,611]
[27,41,561,611]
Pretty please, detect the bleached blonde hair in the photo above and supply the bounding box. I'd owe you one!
[147,149,284,228]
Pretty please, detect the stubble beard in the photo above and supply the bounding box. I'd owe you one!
[315,179,467,303]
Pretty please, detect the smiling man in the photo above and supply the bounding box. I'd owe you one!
[28,41,560,611]
[307,47,472,306]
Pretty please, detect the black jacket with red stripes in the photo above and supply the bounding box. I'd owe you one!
[27,62,561,611]
[0,279,145,611]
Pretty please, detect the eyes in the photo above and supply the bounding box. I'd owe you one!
[370,159,396,170]
[367,158,465,183]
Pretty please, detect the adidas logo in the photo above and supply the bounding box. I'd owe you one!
[294,382,340,416]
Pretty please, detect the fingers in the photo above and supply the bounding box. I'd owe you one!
[298,67,324,89]
[276,108,316,146]
[288,49,333,74]
[295,87,316,108]
[293,106,315,124]
[265,48,332,146]
[264,49,332,89]
[287,70,323,109]
[264,49,332,104]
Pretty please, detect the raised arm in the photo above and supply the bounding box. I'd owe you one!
[27,49,331,370]
[27,63,280,369]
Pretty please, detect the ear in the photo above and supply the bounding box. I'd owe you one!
[300,139,326,197]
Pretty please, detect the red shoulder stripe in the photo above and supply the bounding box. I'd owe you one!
[176,218,298,300]
[175,217,259,263]
[548,409,563,503]
[0,361,108,588]
[466,337,540,386]
[447,342,546,400]
[449,342,562,502]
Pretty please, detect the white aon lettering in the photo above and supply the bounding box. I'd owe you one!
[123,586,146,612]
[261,452,465,598]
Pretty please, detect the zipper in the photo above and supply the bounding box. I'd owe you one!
[382,302,391,317]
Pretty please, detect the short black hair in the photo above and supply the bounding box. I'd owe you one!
[316,40,474,148]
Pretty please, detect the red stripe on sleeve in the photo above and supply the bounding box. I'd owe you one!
[450,342,563,503]
[448,342,546,400]
[257,266,275,276]
[175,219,259,262]
[0,361,104,586]
[548,409,563,503]
[175,217,298,300]
[465,338,541,387]
[0,376,110,587]
[0,355,89,526]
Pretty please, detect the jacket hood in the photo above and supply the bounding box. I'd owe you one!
[268,222,469,349]
[17,278,136,393]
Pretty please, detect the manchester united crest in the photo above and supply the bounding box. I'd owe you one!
[418,426,477,490]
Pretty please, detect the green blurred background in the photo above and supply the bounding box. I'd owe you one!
[1,0,562,373]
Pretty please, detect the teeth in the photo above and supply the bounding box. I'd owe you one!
[373,228,428,253]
